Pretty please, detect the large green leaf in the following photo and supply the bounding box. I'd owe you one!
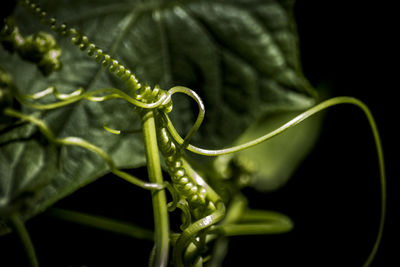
[0,0,317,233]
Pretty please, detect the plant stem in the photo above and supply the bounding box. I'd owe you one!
[8,214,39,267]
[141,110,170,267]
[46,208,154,240]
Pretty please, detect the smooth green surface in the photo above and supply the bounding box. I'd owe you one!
[141,110,169,267]
[0,0,316,233]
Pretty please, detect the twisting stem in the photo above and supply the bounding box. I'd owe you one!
[141,110,170,267]
[8,214,39,267]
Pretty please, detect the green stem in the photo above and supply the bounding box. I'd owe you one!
[8,214,39,267]
[46,208,154,240]
[141,110,170,267]
[215,209,293,236]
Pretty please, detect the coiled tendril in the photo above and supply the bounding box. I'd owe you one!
[0,18,62,75]
[20,0,142,92]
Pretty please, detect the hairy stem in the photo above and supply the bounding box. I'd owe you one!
[8,214,39,267]
[141,110,170,267]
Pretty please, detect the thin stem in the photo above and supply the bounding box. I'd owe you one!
[215,209,293,236]
[46,208,154,240]
[8,214,39,267]
[3,108,162,190]
[13,87,167,110]
[141,110,170,267]
[166,97,372,156]
[217,222,292,236]
[358,103,386,267]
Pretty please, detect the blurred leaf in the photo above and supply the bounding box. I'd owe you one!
[230,110,323,192]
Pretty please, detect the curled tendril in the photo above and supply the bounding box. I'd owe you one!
[103,123,122,135]
[23,85,204,144]
[20,0,141,91]
[1,18,61,76]
[165,182,180,212]
[176,200,192,230]
[3,107,163,190]
[102,123,141,135]
[22,86,84,100]
[13,86,169,110]
[173,201,225,267]
[167,158,225,266]
[164,86,205,152]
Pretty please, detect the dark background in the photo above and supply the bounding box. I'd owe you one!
[1,1,396,266]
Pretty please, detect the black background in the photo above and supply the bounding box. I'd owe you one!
[1,1,397,266]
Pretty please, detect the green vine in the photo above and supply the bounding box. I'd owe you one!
[0,0,387,266]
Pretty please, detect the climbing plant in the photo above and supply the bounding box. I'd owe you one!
[0,0,386,266]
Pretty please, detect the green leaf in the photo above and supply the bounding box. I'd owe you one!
[0,0,317,232]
